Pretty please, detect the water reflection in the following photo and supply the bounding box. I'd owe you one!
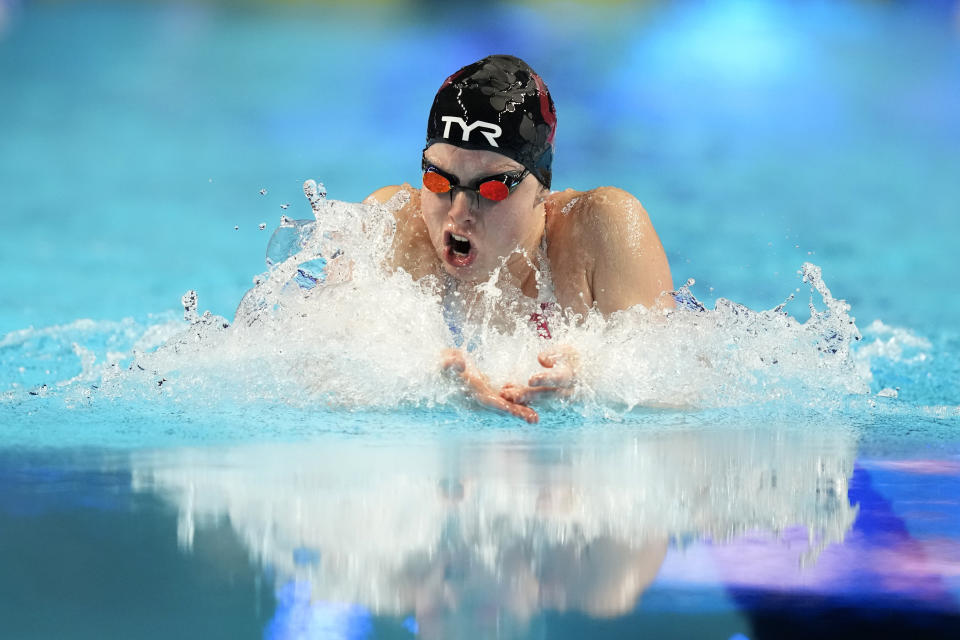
[131,426,857,637]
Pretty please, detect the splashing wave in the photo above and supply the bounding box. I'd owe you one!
[4,195,874,417]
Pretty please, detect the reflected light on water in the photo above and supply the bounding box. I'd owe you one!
[131,426,857,637]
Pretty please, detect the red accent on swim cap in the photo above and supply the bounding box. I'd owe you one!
[532,73,556,145]
[438,67,467,91]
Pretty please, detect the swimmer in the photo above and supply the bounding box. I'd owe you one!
[366,55,673,423]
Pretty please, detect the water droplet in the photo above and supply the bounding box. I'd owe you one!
[181,290,199,323]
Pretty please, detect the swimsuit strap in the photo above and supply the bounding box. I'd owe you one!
[530,233,556,339]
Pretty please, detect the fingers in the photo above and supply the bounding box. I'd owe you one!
[537,350,562,368]
[441,349,539,423]
[475,391,539,424]
[501,385,536,405]
[443,345,579,421]
[499,383,528,404]
[500,383,566,406]
[537,344,579,368]
[529,366,573,388]
[532,344,578,388]
[509,403,540,424]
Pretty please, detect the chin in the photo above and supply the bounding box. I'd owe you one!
[442,263,478,282]
[440,259,489,284]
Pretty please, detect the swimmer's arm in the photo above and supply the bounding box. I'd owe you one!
[580,187,674,314]
[500,192,672,410]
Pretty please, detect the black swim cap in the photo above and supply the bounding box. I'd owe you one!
[425,55,557,189]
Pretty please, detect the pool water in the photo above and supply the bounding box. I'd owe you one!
[2,1,960,638]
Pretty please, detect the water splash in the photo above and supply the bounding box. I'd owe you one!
[5,196,874,417]
[858,319,932,365]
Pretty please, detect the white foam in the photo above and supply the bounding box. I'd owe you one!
[857,319,932,365]
[10,197,872,415]
[28,197,872,414]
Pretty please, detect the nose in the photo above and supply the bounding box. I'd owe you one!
[447,188,477,225]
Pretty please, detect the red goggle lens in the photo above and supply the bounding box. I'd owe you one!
[422,171,451,194]
[478,180,510,202]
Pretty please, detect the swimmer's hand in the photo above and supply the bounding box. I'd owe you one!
[441,348,539,424]
[499,345,578,406]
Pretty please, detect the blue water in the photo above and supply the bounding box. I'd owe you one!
[2,1,960,638]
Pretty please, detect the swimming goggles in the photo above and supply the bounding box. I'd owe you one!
[421,156,529,203]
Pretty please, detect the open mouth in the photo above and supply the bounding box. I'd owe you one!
[444,231,476,267]
[449,232,471,255]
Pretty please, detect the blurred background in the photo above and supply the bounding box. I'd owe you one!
[1,0,958,336]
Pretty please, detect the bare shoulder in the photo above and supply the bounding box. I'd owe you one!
[365,183,423,229]
[364,184,404,205]
[366,184,437,279]
[563,186,652,235]
[546,186,673,313]
[545,186,655,258]
[364,183,419,212]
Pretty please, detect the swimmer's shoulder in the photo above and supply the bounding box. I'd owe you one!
[542,188,595,313]
[364,183,420,214]
[545,186,673,312]
[365,184,436,278]
[546,186,653,237]
[365,183,424,232]
[545,186,648,257]
[365,185,402,203]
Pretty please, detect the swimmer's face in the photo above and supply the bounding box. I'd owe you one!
[420,143,546,283]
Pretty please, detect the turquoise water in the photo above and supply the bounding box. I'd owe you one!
[2,1,960,638]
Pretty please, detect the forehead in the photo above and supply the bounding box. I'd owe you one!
[424,143,524,177]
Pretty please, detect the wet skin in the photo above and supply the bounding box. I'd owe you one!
[366,143,674,422]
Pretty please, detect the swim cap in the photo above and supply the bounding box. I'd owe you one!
[425,55,557,189]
